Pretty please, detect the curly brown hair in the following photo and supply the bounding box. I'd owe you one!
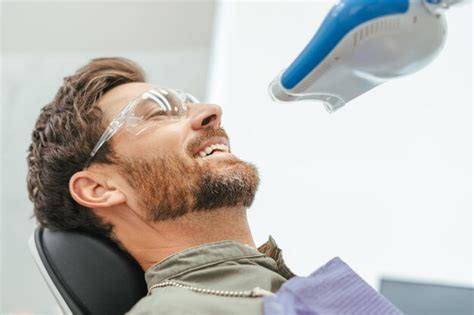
[27,57,145,244]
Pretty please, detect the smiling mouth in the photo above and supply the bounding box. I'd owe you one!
[194,143,230,158]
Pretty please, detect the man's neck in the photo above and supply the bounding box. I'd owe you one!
[106,206,255,271]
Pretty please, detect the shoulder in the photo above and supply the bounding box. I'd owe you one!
[126,286,264,315]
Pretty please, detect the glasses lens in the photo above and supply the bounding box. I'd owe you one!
[125,88,188,135]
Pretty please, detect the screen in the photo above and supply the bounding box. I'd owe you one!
[380,279,474,315]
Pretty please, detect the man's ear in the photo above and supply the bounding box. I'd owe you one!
[69,171,126,209]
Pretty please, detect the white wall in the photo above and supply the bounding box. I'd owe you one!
[207,0,473,289]
[0,2,3,311]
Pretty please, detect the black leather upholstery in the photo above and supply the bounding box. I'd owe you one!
[33,226,147,315]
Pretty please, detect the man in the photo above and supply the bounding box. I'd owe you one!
[27,57,294,314]
[27,57,400,314]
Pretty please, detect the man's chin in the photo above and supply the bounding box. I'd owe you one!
[194,158,260,210]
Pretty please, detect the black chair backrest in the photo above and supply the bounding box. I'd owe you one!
[33,226,147,314]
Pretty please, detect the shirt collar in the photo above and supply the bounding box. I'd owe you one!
[144,235,296,289]
[257,235,296,280]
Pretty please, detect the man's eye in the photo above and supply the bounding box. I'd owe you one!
[146,111,167,120]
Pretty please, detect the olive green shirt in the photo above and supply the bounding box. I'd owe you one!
[127,236,295,315]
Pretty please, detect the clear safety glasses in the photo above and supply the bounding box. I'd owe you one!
[87,87,199,164]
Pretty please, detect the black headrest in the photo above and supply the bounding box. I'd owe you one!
[34,226,147,314]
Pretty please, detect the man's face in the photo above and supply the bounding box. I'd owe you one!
[96,82,259,221]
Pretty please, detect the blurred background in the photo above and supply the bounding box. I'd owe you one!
[1,0,472,314]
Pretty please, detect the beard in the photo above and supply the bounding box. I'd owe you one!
[115,130,260,222]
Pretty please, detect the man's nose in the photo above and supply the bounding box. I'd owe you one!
[188,103,223,130]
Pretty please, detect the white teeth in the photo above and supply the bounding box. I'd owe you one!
[196,143,230,158]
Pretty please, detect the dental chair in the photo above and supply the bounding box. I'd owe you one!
[28,226,147,315]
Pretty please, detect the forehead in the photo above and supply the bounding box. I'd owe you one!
[97,82,155,121]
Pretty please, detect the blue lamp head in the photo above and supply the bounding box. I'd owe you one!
[269,0,447,112]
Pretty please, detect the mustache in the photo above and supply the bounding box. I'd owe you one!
[188,127,229,156]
